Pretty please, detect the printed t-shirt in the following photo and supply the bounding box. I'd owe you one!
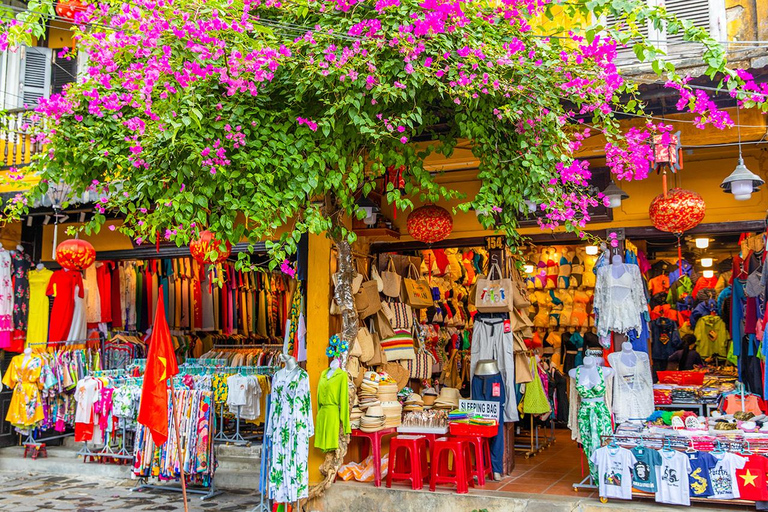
[709,452,747,500]
[631,446,662,492]
[686,451,717,498]
[736,454,768,501]
[591,446,637,500]
[226,374,248,406]
[656,450,692,506]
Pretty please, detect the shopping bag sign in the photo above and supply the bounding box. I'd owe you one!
[459,400,499,420]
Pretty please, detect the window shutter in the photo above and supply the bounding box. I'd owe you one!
[19,46,51,109]
[0,49,23,110]
[664,0,712,45]
[605,11,651,62]
[52,53,77,95]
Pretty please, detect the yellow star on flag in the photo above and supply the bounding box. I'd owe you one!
[741,470,758,487]
[158,356,167,382]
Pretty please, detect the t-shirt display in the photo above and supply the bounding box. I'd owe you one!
[708,452,747,500]
[631,446,662,492]
[735,454,768,501]
[685,451,716,498]
[656,450,692,506]
[591,445,637,500]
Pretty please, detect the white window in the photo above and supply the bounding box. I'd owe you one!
[0,46,52,110]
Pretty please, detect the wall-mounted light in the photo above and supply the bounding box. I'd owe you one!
[695,238,709,249]
[524,264,534,274]
[703,270,714,279]
[585,245,599,256]
[602,182,629,209]
[721,108,764,201]
[357,197,381,226]
[701,257,713,268]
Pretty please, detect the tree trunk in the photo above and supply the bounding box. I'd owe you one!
[307,237,359,502]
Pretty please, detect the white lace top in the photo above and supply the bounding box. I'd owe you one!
[593,264,646,337]
[607,351,654,424]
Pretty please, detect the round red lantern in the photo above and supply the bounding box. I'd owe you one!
[55,0,85,20]
[55,239,96,270]
[649,188,706,234]
[189,230,232,264]
[407,205,453,244]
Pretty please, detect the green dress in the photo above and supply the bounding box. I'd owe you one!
[575,366,612,481]
[314,368,351,452]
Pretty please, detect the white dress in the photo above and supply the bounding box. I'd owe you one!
[593,264,647,337]
[607,351,654,424]
[267,367,314,503]
[67,284,87,341]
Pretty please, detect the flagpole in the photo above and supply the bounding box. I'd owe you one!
[169,380,190,512]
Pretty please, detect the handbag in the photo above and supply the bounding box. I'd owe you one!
[357,325,375,363]
[474,263,513,313]
[519,357,551,415]
[402,263,434,308]
[349,332,363,358]
[346,356,364,387]
[374,308,395,339]
[405,349,434,380]
[381,257,402,299]
[513,333,533,384]
[510,265,531,309]
[368,326,387,366]
[387,302,414,330]
[380,328,416,361]
[355,276,381,319]
[332,261,364,295]
[371,264,384,293]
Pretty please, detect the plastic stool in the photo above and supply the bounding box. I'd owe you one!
[387,435,429,490]
[23,443,47,460]
[430,437,474,494]
[456,435,493,486]
[350,428,396,487]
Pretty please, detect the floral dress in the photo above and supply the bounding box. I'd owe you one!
[0,250,13,349]
[11,250,32,333]
[267,367,313,503]
[575,366,613,481]
[2,354,44,430]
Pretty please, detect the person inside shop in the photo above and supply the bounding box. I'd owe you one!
[666,334,703,371]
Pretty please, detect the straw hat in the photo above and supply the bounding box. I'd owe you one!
[433,387,461,409]
[382,362,409,390]
[360,405,386,432]
[403,393,424,412]
[381,401,403,428]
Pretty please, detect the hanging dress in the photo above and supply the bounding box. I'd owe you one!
[27,268,53,346]
[2,353,44,429]
[67,284,87,341]
[11,250,32,342]
[576,366,613,481]
[0,250,13,349]
[47,269,83,343]
[314,368,350,451]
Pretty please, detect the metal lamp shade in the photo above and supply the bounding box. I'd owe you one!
[720,158,764,200]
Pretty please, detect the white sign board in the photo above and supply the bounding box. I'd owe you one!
[458,400,500,420]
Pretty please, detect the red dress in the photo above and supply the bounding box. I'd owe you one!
[46,270,84,343]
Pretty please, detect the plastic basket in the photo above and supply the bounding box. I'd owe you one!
[449,421,498,438]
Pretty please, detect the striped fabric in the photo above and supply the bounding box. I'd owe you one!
[405,351,433,379]
[380,329,416,361]
[389,302,414,330]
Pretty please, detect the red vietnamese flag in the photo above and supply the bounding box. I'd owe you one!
[137,286,179,446]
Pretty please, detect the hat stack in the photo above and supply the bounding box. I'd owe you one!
[422,387,438,408]
[433,387,461,410]
[360,405,386,432]
[403,393,424,412]
[381,400,403,428]
[358,372,381,410]
[377,382,398,402]
[350,406,364,429]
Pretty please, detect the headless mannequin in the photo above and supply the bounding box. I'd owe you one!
[327,358,341,378]
[475,359,499,376]
[619,340,637,367]
[23,346,32,366]
[569,355,613,388]
[611,254,626,278]
[36,263,45,271]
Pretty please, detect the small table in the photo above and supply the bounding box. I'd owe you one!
[350,428,397,487]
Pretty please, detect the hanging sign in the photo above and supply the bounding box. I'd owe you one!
[459,399,500,420]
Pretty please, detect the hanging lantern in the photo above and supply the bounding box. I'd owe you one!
[55,0,85,20]
[55,239,96,270]
[407,205,453,244]
[649,188,706,234]
[189,230,232,264]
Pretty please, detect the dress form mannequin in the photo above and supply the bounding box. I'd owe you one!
[23,346,32,366]
[327,358,341,378]
[619,340,637,367]
[611,254,626,278]
[281,353,298,371]
[36,263,45,270]
[15,245,23,253]
[475,359,500,376]
[569,355,613,387]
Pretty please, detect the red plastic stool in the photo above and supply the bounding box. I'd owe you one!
[387,435,429,490]
[23,443,47,460]
[429,437,474,494]
[456,435,493,487]
[350,428,396,487]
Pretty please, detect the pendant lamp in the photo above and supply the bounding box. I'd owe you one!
[602,181,629,208]
[721,108,764,200]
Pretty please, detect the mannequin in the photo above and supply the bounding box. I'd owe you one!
[281,353,298,371]
[327,357,341,378]
[607,341,654,424]
[15,245,23,253]
[22,346,32,366]
[474,359,499,376]
[619,339,637,367]
[569,355,613,387]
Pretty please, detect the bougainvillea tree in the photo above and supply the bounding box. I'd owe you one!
[2,0,766,496]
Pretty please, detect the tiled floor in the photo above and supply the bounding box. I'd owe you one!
[480,426,599,498]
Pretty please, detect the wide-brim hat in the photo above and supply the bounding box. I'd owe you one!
[434,387,460,408]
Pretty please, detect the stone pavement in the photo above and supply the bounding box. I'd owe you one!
[0,473,263,512]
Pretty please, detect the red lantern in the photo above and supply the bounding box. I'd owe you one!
[407,205,453,244]
[55,0,85,20]
[55,239,96,270]
[189,230,232,264]
[649,188,706,234]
